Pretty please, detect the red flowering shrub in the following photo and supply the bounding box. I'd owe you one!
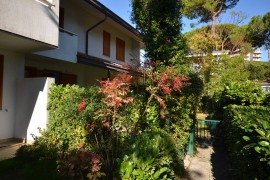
[78,98,86,112]
[157,68,190,95]
[57,149,105,179]
[99,73,134,109]
[142,67,190,109]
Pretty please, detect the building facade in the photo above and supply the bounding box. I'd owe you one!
[0,0,142,142]
[245,48,262,61]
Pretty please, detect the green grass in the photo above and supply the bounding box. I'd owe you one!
[0,158,61,180]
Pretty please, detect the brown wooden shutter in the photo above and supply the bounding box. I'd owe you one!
[116,38,125,61]
[0,55,3,110]
[103,31,111,57]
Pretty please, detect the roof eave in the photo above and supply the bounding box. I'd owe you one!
[84,0,142,40]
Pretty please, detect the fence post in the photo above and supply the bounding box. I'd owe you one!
[188,120,196,156]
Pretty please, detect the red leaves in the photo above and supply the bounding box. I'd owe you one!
[99,73,134,109]
[157,68,190,95]
[78,98,86,112]
[58,149,103,178]
[85,122,96,132]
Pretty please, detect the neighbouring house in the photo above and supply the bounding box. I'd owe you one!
[261,82,270,93]
[245,48,262,61]
[0,0,143,143]
[188,48,263,62]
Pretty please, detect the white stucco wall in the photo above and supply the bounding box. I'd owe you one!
[61,0,140,66]
[0,0,59,46]
[0,49,25,139]
[14,77,54,142]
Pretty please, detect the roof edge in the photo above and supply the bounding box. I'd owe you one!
[84,0,141,40]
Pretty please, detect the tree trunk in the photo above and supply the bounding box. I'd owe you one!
[211,15,217,36]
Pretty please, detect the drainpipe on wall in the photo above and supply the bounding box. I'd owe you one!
[86,15,107,55]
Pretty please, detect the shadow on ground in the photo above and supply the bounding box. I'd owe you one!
[211,140,234,180]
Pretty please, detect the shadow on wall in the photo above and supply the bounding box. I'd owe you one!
[14,77,55,143]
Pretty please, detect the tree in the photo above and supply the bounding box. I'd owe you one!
[246,12,270,61]
[182,0,239,35]
[131,0,185,64]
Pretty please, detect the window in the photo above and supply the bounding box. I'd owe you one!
[116,38,125,61]
[103,31,111,57]
[59,7,65,28]
[0,55,3,110]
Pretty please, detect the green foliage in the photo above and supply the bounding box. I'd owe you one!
[248,120,270,163]
[182,0,239,34]
[222,105,270,179]
[184,24,252,55]
[131,0,186,64]
[43,84,102,151]
[182,0,239,23]
[202,56,250,117]
[247,61,270,80]
[120,129,182,179]
[18,65,201,179]
[16,144,57,160]
[246,12,270,48]
[221,80,265,106]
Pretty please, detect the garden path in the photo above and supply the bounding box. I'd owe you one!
[0,140,23,161]
[185,143,232,180]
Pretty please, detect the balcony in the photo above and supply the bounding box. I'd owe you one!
[34,28,78,63]
[0,0,59,52]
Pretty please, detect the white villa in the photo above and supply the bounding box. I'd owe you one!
[0,0,143,143]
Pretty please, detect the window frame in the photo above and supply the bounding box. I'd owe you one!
[116,37,125,61]
[103,31,111,57]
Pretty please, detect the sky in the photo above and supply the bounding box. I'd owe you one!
[99,0,270,61]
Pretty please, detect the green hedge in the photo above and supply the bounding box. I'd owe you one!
[223,105,270,179]
[36,84,103,151]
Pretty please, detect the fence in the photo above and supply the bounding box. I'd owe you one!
[188,119,220,156]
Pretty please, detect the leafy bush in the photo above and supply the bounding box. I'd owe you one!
[21,68,200,179]
[57,149,105,179]
[247,61,270,81]
[221,80,265,106]
[223,105,270,179]
[205,80,265,119]
[40,84,103,151]
[120,129,183,179]
[16,143,57,160]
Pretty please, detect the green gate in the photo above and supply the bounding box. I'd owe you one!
[188,119,220,156]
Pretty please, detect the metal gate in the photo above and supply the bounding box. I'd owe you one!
[196,119,220,142]
[188,119,220,156]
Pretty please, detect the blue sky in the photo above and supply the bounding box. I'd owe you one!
[99,0,270,61]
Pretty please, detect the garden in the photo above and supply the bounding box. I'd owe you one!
[1,0,270,179]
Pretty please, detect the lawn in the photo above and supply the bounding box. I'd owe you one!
[0,158,61,180]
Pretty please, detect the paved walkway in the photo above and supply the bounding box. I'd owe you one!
[185,143,232,180]
[0,140,24,161]
[185,146,213,180]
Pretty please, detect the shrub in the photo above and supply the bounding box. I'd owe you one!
[24,69,198,179]
[119,128,183,179]
[221,80,265,106]
[57,148,105,179]
[223,105,270,179]
[16,144,57,160]
[40,84,103,151]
